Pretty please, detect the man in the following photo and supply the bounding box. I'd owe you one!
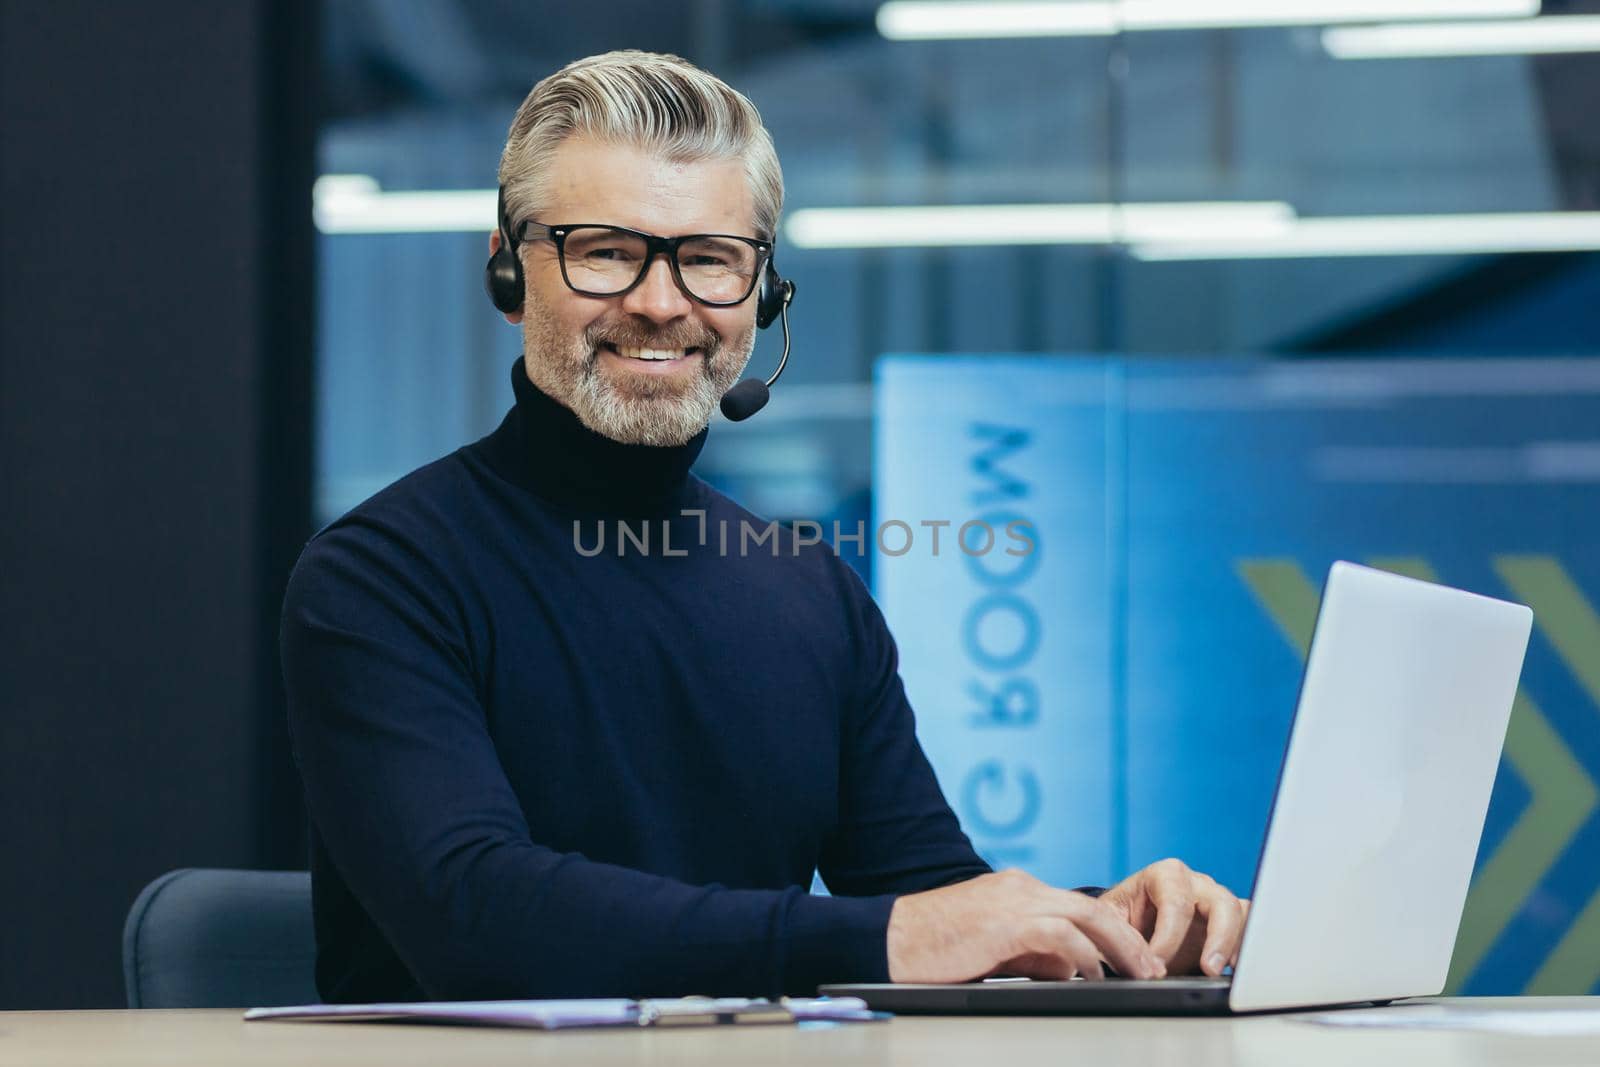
[282,50,1245,1003]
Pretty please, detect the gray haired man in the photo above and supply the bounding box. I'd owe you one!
[282,50,1243,1002]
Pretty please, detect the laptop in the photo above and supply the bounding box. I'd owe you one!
[822,561,1533,1015]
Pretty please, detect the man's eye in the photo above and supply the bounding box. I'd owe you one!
[684,254,732,268]
[584,246,636,262]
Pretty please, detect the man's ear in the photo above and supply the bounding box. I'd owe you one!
[488,229,524,325]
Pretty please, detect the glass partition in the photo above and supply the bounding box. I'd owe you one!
[315,0,1600,995]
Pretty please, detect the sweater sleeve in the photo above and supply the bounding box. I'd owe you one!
[281,522,895,1000]
[816,561,994,896]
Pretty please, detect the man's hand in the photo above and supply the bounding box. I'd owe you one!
[887,869,1167,983]
[1100,858,1249,977]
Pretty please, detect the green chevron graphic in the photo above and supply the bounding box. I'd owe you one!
[1236,560,1320,656]
[1237,556,1598,994]
[1368,559,1595,992]
[1445,689,1593,993]
[1494,557,1600,995]
[1362,557,1436,583]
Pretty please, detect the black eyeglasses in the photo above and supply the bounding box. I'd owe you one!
[515,221,772,307]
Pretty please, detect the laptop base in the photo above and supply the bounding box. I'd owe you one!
[818,979,1234,1016]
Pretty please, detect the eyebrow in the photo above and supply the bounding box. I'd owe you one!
[684,236,746,252]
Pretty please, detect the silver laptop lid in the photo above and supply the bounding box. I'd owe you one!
[1228,561,1532,1012]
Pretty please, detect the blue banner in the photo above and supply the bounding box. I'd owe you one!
[874,354,1600,995]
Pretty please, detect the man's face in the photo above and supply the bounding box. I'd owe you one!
[496,135,759,446]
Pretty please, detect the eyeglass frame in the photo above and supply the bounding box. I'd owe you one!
[513,220,774,308]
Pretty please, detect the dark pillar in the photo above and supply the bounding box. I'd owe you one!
[0,0,315,1008]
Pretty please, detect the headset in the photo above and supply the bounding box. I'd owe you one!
[485,187,795,421]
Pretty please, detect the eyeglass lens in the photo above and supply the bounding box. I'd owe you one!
[561,227,760,303]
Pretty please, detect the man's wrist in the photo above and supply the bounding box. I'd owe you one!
[785,890,898,993]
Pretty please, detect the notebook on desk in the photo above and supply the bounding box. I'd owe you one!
[823,562,1532,1016]
[245,996,880,1029]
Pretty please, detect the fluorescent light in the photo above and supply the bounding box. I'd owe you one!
[309,180,1297,246]
[1325,15,1600,58]
[879,1,1113,38]
[1116,202,1299,242]
[313,181,1600,263]
[313,174,380,199]
[786,202,1296,248]
[877,0,1539,40]
[1117,0,1539,30]
[1133,212,1600,260]
[313,174,496,234]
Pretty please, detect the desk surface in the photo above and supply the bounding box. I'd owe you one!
[3,998,1598,1066]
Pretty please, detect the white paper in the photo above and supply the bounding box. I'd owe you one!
[244,998,640,1029]
[244,996,876,1030]
[1299,1005,1600,1036]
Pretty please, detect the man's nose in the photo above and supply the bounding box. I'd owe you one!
[620,255,693,322]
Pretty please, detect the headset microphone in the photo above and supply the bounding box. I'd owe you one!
[720,270,795,422]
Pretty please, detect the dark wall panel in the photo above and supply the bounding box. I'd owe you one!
[0,1,313,1008]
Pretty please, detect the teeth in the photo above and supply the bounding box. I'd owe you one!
[616,345,689,362]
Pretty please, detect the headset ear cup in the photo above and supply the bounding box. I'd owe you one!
[485,248,524,314]
[756,263,790,329]
[487,184,525,315]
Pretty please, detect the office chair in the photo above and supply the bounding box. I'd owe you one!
[122,868,318,1008]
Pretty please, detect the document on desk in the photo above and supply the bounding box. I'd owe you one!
[244,996,880,1030]
[1299,1005,1600,1036]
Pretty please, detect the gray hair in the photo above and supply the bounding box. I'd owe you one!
[498,50,783,242]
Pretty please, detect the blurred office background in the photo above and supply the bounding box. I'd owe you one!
[4,0,1599,1009]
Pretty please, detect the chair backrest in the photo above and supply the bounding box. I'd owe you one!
[122,868,318,1008]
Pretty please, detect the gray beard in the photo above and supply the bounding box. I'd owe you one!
[521,291,754,447]
[570,353,724,447]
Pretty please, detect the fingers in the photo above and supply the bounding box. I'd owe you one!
[1229,899,1252,968]
[1007,917,1107,980]
[992,878,1160,980]
[1113,860,1247,976]
[1057,891,1164,979]
[1196,887,1247,977]
[886,868,1179,985]
[1147,894,1196,966]
[1137,861,1196,966]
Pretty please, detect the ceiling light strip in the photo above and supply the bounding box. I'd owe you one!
[877,0,1540,40]
[314,179,497,234]
[313,181,1600,262]
[1133,213,1600,260]
[1324,15,1600,59]
[785,202,1297,248]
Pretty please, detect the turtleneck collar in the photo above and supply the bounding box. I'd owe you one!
[480,358,708,516]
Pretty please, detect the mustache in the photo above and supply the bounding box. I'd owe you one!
[586,320,720,355]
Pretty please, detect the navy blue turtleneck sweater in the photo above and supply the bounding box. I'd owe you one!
[281,360,990,1003]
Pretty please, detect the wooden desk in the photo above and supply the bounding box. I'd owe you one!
[2,998,1597,1066]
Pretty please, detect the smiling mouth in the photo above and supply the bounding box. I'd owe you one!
[599,342,704,364]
